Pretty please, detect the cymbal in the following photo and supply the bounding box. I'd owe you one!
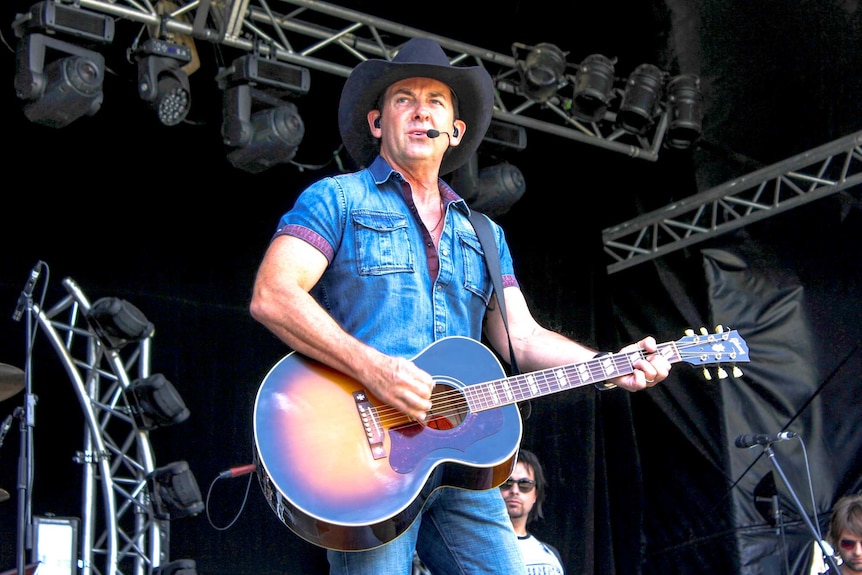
[0,363,24,402]
[0,488,9,503]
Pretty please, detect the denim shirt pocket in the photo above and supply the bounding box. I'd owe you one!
[352,210,415,275]
[457,230,492,304]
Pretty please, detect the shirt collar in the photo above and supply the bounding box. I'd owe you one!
[367,155,469,212]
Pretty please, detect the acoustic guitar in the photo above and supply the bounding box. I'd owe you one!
[253,328,749,551]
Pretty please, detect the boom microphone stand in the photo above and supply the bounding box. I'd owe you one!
[761,444,842,574]
[11,262,43,575]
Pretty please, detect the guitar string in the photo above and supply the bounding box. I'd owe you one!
[371,339,745,425]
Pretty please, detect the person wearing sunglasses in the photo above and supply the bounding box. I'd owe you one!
[826,493,862,574]
[501,449,565,574]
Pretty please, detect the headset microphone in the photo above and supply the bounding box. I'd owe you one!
[427,128,458,139]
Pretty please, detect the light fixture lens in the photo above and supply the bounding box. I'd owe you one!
[156,76,190,126]
[522,43,566,101]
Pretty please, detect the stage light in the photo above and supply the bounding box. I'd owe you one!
[472,163,526,217]
[452,154,526,218]
[147,460,204,520]
[136,38,193,126]
[12,2,113,128]
[127,374,190,431]
[218,54,310,173]
[617,63,665,135]
[14,1,115,43]
[519,43,567,102]
[87,297,154,350]
[571,53,617,123]
[483,119,528,152]
[14,34,104,128]
[665,73,704,149]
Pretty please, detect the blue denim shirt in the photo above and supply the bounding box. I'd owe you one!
[273,156,519,359]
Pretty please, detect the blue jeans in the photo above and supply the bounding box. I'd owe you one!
[327,486,526,575]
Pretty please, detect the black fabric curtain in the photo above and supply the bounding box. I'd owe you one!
[594,196,862,575]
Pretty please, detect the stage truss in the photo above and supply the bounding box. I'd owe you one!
[30,277,166,575]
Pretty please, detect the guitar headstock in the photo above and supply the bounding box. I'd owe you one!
[678,326,749,380]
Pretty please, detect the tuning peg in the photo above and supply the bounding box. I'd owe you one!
[700,327,708,335]
[685,328,695,336]
[715,325,725,333]
[717,366,728,379]
[702,368,712,381]
[732,366,744,378]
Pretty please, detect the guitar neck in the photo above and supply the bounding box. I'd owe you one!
[463,342,681,412]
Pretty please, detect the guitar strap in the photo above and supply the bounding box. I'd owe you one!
[467,210,521,377]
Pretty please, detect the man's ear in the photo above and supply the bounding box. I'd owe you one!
[368,111,382,137]
[450,119,466,144]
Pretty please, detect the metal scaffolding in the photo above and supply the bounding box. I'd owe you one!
[26,277,166,575]
[602,130,862,274]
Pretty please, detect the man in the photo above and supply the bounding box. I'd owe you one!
[250,37,671,575]
[827,494,862,574]
[502,449,565,574]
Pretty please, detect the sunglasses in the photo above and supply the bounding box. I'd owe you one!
[839,539,862,551]
[500,478,535,493]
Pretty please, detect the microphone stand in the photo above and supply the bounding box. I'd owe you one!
[762,444,841,574]
[15,291,38,575]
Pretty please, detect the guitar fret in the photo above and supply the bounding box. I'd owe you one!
[554,367,568,388]
[501,380,514,402]
[525,373,539,396]
[485,382,501,406]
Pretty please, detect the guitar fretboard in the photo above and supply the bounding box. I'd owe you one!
[463,342,681,412]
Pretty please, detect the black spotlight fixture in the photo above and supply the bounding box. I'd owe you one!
[571,53,617,123]
[218,53,311,173]
[665,73,705,149]
[127,374,190,431]
[617,63,665,135]
[519,42,567,102]
[87,297,155,350]
[135,38,193,126]
[147,460,204,520]
[452,153,526,219]
[12,1,114,128]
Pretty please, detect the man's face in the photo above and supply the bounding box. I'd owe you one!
[374,77,461,167]
[837,531,862,573]
[502,461,537,522]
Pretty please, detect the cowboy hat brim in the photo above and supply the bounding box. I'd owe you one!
[338,38,494,176]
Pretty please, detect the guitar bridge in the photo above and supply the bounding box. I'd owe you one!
[353,390,386,460]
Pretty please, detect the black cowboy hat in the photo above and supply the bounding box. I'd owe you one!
[338,37,494,175]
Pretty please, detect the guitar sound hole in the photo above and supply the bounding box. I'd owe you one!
[426,384,466,430]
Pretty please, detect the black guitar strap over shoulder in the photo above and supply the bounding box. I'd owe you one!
[468,210,521,376]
